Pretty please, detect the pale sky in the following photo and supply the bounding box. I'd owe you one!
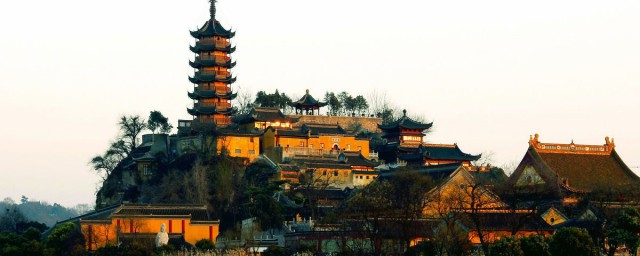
[0,0,639,207]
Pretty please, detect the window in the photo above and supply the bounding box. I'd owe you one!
[235,149,242,154]
[402,136,422,142]
[550,217,555,224]
[366,176,369,179]
[248,150,255,155]
[309,144,313,148]
[459,183,466,189]
[334,171,338,176]
[357,146,362,151]
[320,143,324,148]
[347,144,351,150]
[142,164,152,176]
[299,141,304,147]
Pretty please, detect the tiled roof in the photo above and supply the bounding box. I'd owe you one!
[343,152,379,167]
[423,144,481,161]
[302,123,347,135]
[378,111,433,131]
[232,107,295,124]
[190,19,235,38]
[111,204,215,222]
[291,89,327,108]
[537,149,639,191]
[378,163,462,183]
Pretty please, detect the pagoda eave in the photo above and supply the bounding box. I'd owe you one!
[189,76,237,84]
[188,91,237,100]
[189,60,236,69]
[187,106,237,116]
[190,45,236,53]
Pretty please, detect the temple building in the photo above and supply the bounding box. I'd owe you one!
[290,89,327,115]
[188,0,237,127]
[263,123,370,157]
[79,204,220,251]
[508,134,640,200]
[232,107,298,130]
[377,110,480,166]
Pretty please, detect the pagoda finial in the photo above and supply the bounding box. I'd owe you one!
[403,109,407,117]
[306,89,310,95]
[209,0,217,20]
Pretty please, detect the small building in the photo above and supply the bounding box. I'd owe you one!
[290,89,327,115]
[80,204,220,251]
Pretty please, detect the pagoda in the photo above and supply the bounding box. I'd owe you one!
[188,0,237,127]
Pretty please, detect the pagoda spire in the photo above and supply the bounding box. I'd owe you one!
[209,0,217,19]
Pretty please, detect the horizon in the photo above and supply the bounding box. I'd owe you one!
[0,0,638,206]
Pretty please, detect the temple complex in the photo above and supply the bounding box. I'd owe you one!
[188,0,237,127]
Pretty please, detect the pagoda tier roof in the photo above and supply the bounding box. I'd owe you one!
[378,110,433,132]
[290,89,327,109]
[187,105,237,116]
[189,59,236,69]
[190,44,236,53]
[190,19,235,38]
[188,90,237,100]
[231,107,297,124]
[189,73,236,84]
[422,143,481,161]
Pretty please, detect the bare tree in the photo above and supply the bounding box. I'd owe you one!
[118,115,147,153]
[235,86,255,114]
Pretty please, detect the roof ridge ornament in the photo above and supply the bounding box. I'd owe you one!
[209,0,217,20]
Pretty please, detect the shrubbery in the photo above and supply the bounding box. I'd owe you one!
[490,228,598,256]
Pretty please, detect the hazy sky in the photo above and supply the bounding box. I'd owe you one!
[0,0,639,206]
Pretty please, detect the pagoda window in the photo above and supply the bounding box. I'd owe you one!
[235,149,241,154]
[249,150,255,155]
[402,136,422,142]
[299,141,304,147]
[347,144,351,150]
[320,143,324,148]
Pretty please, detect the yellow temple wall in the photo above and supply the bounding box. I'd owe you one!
[278,137,308,148]
[307,136,369,156]
[218,135,260,162]
[81,218,219,251]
